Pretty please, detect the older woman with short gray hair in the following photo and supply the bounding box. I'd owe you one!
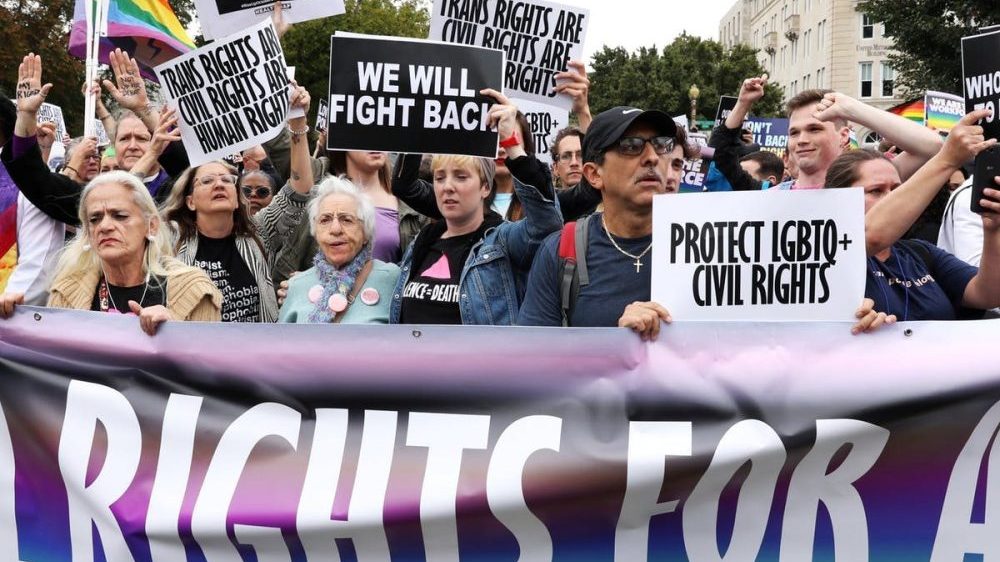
[278,176,400,324]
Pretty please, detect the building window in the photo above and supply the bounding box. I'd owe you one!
[882,64,895,97]
[791,40,797,64]
[861,14,874,39]
[860,62,873,97]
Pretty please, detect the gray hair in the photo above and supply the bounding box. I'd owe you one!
[57,170,174,280]
[307,175,376,243]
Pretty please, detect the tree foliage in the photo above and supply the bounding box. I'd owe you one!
[0,0,198,136]
[588,34,784,122]
[857,0,997,96]
[281,0,430,127]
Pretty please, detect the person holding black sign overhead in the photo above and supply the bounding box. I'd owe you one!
[825,109,1000,320]
[389,90,562,325]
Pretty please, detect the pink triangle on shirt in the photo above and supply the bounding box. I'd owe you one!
[421,255,451,279]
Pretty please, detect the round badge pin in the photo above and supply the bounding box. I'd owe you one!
[307,284,324,303]
[328,293,348,313]
[359,287,380,306]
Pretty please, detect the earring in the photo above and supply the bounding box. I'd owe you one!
[147,234,155,241]
[82,242,91,250]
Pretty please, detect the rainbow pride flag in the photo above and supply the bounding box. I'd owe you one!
[0,162,16,292]
[68,0,195,81]
[887,97,926,125]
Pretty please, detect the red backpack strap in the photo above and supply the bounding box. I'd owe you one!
[558,222,579,327]
[558,221,577,262]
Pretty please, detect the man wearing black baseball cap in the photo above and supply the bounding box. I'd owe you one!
[518,106,695,339]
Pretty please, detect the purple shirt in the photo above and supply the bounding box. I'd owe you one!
[373,207,402,263]
[11,134,36,160]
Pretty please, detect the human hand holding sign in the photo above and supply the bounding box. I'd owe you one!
[481,88,526,159]
[553,60,592,129]
[618,301,672,341]
[129,301,174,336]
[937,109,996,169]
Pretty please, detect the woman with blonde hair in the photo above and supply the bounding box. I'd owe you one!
[0,171,221,334]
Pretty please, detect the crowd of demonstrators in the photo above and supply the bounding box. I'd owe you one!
[279,177,400,324]
[710,75,943,192]
[3,36,1000,339]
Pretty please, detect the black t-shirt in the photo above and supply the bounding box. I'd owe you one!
[193,234,260,322]
[399,231,478,324]
[91,276,166,314]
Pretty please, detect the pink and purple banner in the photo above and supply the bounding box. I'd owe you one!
[1,307,999,561]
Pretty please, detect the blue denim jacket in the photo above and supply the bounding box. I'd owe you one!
[390,175,562,325]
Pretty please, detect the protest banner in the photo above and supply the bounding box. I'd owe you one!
[651,189,865,320]
[679,132,708,193]
[745,117,789,157]
[154,20,292,168]
[512,97,568,164]
[713,95,737,129]
[36,103,68,142]
[429,0,588,110]
[3,309,1000,560]
[925,90,965,132]
[194,0,345,40]
[962,28,1000,140]
[327,34,504,157]
[315,98,328,133]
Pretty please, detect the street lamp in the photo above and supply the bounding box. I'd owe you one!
[688,83,700,132]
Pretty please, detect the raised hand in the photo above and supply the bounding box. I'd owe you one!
[103,48,152,116]
[16,53,53,114]
[553,60,591,122]
[271,0,291,39]
[738,74,768,105]
[812,91,861,125]
[938,109,997,168]
[150,107,182,157]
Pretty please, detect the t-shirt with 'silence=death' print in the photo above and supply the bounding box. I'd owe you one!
[193,234,260,322]
[399,231,478,325]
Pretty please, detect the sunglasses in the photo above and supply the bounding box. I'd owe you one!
[614,136,675,156]
[241,186,273,199]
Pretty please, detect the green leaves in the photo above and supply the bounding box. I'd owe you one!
[588,34,784,121]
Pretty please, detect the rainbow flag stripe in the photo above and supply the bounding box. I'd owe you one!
[888,97,926,125]
[0,162,16,292]
[68,0,195,81]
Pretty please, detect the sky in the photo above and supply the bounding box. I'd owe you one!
[569,0,736,64]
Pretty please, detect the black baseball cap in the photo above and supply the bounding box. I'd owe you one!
[582,106,678,163]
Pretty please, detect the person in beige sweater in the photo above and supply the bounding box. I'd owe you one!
[1,171,220,334]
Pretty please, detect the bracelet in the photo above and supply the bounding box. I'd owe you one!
[499,133,521,148]
[288,124,310,137]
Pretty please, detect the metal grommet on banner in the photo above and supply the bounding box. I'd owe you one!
[412,330,422,338]
[33,313,41,322]
[903,328,913,337]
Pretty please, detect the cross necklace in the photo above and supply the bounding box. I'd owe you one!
[601,216,652,273]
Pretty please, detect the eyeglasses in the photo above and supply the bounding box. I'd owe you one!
[194,174,238,188]
[558,150,583,163]
[241,186,272,199]
[316,212,360,228]
[614,136,675,156]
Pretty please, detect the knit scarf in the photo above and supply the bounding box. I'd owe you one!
[307,245,372,323]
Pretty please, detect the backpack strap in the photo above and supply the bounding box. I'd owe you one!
[558,215,592,327]
[558,222,578,327]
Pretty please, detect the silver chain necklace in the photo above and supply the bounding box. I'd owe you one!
[601,216,652,273]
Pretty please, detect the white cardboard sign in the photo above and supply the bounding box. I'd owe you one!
[651,189,866,321]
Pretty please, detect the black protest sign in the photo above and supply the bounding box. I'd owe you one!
[154,19,290,167]
[315,98,329,133]
[962,29,1000,140]
[429,0,588,110]
[714,96,738,129]
[327,34,503,157]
